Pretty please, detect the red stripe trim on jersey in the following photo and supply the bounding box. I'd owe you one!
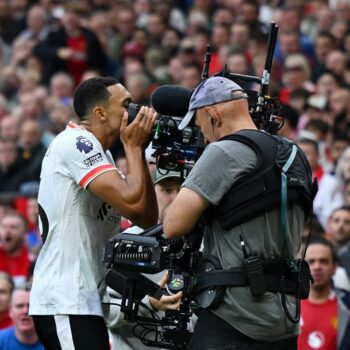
[67,121,78,129]
[79,164,115,187]
[67,121,86,130]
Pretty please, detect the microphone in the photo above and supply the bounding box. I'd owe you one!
[151,85,192,117]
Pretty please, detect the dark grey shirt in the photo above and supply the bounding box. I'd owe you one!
[183,139,303,341]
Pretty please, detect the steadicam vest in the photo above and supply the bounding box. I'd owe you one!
[205,129,315,229]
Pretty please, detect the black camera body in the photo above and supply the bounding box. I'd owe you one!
[128,103,205,172]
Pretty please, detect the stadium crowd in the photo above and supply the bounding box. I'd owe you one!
[0,0,350,349]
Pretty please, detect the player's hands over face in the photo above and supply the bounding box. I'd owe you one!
[120,106,157,149]
[149,271,182,311]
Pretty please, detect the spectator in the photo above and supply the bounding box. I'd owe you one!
[177,38,198,67]
[87,10,109,55]
[230,21,251,53]
[18,120,47,185]
[313,7,335,40]
[325,50,348,83]
[315,147,350,229]
[226,50,255,89]
[304,119,332,172]
[161,27,183,60]
[11,5,49,67]
[328,88,350,127]
[239,0,269,38]
[133,0,151,28]
[48,71,74,107]
[299,236,350,350]
[0,212,30,287]
[0,138,28,193]
[17,92,46,122]
[24,197,40,258]
[316,72,340,99]
[109,7,136,62]
[33,2,106,85]
[0,286,44,349]
[211,23,230,51]
[0,203,12,224]
[277,30,301,64]
[277,7,315,62]
[277,104,299,141]
[302,95,329,128]
[342,31,350,57]
[167,56,184,84]
[0,273,14,330]
[145,13,167,48]
[152,0,186,34]
[0,116,20,142]
[46,102,75,137]
[180,63,201,90]
[186,9,209,36]
[0,0,27,45]
[298,138,325,184]
[125,73,152,106]
[280,53,315,104]
[329,130,350,173]
[15,5,48,43]
[338,223,350,284]
[313,32,336,81]
[212,7,234,27]
[330,19,348,49]
[288,88,311,116]
[326,206,350,251]
[0,96,9,122]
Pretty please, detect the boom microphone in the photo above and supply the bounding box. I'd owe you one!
[151,85,192,117]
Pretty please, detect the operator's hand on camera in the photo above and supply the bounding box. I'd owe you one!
[149,271,182,312]
[120,106,157,149]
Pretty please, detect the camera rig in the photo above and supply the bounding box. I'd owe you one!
[103,223,204,349]
[150,22,280,174]
[105,23,281,349]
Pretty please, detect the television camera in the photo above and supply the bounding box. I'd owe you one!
[127,23,281,176]
[105,23,281,349]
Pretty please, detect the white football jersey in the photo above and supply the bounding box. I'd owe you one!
[30,122,122,316]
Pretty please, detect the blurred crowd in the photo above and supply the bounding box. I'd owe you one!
[0,0,350,348]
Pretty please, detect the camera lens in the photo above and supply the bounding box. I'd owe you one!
[128,103,141,124]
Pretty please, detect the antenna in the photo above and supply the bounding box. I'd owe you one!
[201,45,211,81]
[257,22,278,111]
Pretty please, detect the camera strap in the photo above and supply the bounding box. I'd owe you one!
[195,269,247,292]
[194,268,306,296]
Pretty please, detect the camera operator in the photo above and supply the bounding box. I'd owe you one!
[163,76,314,350]
[29,77,158,350]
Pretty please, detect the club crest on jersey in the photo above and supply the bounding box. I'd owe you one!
[76,136,93,154]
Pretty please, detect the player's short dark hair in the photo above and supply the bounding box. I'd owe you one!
[73,77,119,120]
